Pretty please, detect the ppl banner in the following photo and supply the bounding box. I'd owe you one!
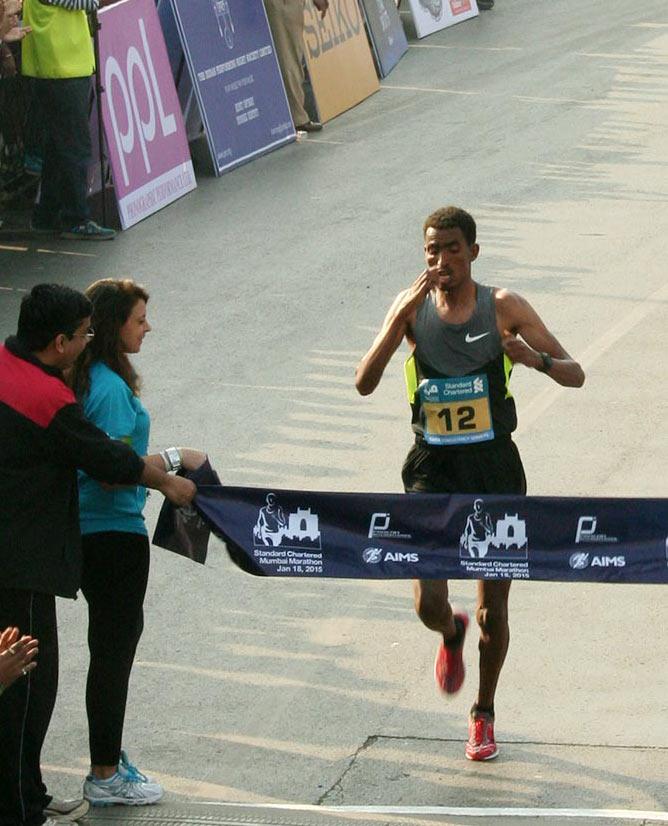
[168,0,295,175]
[358,0,408,78]
[97,0,196,229]
[303,0,380,123]
[178,486,668,584]
[405,0,478,39]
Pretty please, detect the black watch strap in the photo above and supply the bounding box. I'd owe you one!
[537,352,554,373]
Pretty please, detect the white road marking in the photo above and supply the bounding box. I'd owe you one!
[381,86,607,105]
[0,243,96,258]
[196,802,668,821]
[37,248,97,257]
[408,44,523,51]
[382,84,477,95]
[303,138,347,146]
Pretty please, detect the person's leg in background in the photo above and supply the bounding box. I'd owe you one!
[0,588,59,826]
[81,532,162,805]
[32,76,115,239]
[264,0,312,129]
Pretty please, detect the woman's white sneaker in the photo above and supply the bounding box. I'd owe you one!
[83,770,164,806]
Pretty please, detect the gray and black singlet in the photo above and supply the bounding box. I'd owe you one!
[405,283,517,446]
[402,284,526,496]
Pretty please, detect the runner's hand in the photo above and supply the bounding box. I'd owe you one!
[502,329,540,368]
[313,0,328,18]
[161,475,197,506]
[396,269,437,319]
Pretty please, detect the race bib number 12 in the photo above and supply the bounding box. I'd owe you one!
[419,374,494,446]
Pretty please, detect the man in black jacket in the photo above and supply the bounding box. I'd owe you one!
[0,284,195,826]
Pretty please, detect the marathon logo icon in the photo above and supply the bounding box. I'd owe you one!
[362,547,419,564]
[459,499,528,560]
[458,498,529,580]
[575,516,619,544]
[569,552,626,569]
[253,493,321,550]
[368,512,412,540]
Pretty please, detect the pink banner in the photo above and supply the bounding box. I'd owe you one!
[98,0,196,229]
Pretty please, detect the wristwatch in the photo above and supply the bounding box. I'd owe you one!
[161,446,182,472]
[537,351,554,373]
[165,446,182,471]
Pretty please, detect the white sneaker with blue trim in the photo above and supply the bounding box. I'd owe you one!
[83,751,164,806]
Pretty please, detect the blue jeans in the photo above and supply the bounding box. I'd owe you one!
[32,76,92,229]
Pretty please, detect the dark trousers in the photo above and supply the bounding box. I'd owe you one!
[32,76,92,229]
[81,532,150,767]
[0,589,58,826]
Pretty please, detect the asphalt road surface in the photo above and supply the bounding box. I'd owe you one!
[1,0,666,823]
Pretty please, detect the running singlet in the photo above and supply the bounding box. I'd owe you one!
[405,284,517,446]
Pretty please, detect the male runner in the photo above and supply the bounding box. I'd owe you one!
[355,206,584,761]
[461,499,494,558]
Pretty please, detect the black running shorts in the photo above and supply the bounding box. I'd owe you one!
[402,435,527,495]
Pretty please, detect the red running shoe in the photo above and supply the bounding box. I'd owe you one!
[434,612,468,694]
[465,710,499,761]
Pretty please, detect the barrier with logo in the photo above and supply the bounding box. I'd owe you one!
[303,0,380,123]
[168,0,295,175]
[357,0,408,78]
[405,0,478,39]
[163,487,668,583]
[97,0,196,229]
[156,0,203,142]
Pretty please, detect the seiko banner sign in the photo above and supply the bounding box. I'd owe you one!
[97,0,196,229]
[303,0,379,123]
[166,487,668,584]
[405,0,479,39]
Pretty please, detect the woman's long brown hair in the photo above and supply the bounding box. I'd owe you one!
[70,279,149,400]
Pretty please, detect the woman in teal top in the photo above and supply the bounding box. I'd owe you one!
[71,279,205,807]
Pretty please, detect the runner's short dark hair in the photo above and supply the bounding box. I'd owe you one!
[17,284,92,351]
[423,207,477,246]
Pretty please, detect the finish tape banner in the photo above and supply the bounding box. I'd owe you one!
[164,486,668,584]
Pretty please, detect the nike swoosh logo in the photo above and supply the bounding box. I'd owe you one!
[465,332,491,343]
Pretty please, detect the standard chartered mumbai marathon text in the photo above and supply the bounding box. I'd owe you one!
[253,550,323,560]
[460,560,530,579]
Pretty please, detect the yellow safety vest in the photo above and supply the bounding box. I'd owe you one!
[21,0,94,79]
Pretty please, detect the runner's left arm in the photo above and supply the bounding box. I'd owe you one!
[496,289,585,388]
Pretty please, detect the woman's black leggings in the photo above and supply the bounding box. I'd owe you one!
[81,531,150,767]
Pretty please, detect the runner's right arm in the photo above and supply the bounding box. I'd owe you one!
[355,270,434,396]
